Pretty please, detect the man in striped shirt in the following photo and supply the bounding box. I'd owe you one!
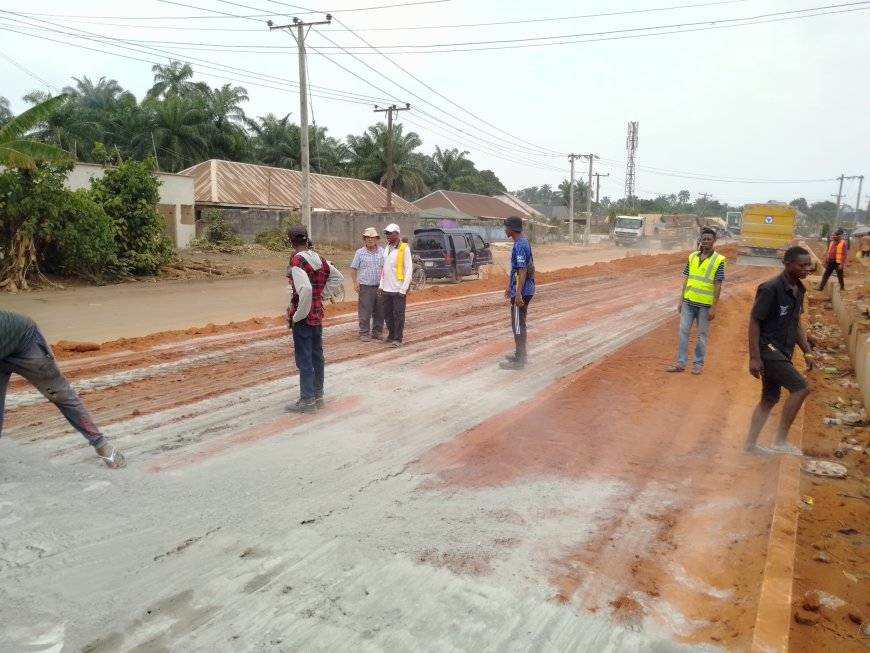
[350,227,385,342]
[666,228,726,375]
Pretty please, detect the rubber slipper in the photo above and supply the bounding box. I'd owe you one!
[665,365,685,373]
[98,447,127,469]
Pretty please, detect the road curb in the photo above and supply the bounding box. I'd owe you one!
[749,422,803,652]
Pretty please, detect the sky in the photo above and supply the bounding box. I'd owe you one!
[1,0,869,209]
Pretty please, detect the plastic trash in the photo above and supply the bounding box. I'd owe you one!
[821,367,839,374]
[823,418,842,425]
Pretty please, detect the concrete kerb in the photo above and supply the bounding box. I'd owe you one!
[749,243,817,652]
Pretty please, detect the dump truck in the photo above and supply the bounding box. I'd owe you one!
[656,214,699,250]
[726,211,743,236]
[737,203,798,267]
[612,215,655,246]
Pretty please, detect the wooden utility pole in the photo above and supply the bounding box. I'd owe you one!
[855,176,864,225]
[834,174,845,230]
[582,154,599,246]
[567,154,582,245]
[374,103,411,211]
[269,15,332,232]
[592,172,610,214]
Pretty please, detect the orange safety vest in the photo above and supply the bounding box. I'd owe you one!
[827,240,846,264]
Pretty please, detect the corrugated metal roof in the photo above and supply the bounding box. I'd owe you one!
[179,160,419,214]
[494,193,545,218]
[414,190,534,220]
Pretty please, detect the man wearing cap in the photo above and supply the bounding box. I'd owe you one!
[501,216,535,370]
[378,223,413,347]
[816,229,847,292]
[286,225,331,413]
[350,227,385,342]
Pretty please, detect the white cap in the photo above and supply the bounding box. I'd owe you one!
[384,223,400,233]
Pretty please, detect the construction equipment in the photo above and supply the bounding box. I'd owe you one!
[737,203,798,267]
[656,215,699,250]
[726,211,743,236]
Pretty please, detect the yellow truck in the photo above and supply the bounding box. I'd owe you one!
[737,203,798,267]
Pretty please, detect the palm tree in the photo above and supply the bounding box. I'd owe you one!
[250,113,301,169]
[558,179,589,209]
[0,94,73,169]
[677,189,691,206]
[345,122,428,199]
[136,95,209,172]
[430,146,477,191]
[148,60,195,99]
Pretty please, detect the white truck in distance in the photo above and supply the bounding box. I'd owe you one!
[613,215,652,246]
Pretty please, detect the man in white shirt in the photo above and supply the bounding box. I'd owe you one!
[377,223,413,347]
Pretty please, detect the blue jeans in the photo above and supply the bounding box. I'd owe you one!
[676,303,711,369]
[292,322,324,402]
[0,329,106,448]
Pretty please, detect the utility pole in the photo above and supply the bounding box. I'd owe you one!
[269,14,332,232]
[866,195,870,226]
[834,174,845,230]
[592,172,610,214]
[567,154,582,245]
[583,153,599,246]
[855,176,864,226]
[697,192,712,218]
[373,103,411,211]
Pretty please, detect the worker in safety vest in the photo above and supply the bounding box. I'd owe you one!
[816,229,847,292]
[378,223,413,347]
[666,227,726,375]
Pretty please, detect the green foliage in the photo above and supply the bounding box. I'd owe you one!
[42,190,117,281]
[89,158,175,275]
[0,95,74,169]
[204,209,244,246]
[254,228,292,252]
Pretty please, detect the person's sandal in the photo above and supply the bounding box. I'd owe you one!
[98,447,127,469]
[691,367,704,375]
[665,365,685,373]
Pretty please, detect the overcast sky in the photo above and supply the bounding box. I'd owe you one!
[2,0,868,208]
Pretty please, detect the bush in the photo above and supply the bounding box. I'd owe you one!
[89,158,175,275]
[42,190,117,282]
[254,228,291,252]
[205,209,244,247]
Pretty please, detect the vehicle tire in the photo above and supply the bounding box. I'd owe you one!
[412,267,426,291]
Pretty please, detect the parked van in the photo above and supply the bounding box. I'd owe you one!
[411,228,494,282]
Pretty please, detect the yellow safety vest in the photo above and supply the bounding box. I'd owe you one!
[396,243,408,281]
[684,251,725,306]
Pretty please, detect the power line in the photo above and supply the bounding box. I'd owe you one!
[5,0,750,32]
[328,16,565,156]
[0,13,398,107]
[268,0,451,14]
[0,49,59,92]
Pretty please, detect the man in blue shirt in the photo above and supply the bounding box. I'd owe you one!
[501,216,536,370]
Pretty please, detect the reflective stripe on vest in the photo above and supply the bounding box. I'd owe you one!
[684,251,724,305]
[397,243,408,281]
[827,240,846,264]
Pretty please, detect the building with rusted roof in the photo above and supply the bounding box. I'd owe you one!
[414,189,537,221]
[179,160,418,247]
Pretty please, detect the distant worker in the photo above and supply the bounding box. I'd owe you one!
[666,227,725,375]
[860,232,870,258]
[816,229,847,292]
[286,225,331,413]
[350,227,385,342]
[0,310,126,469]
[744,246,814,456]
[500,216,536,370]
[378,223,413,347]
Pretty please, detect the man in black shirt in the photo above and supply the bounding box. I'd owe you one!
[744,247,814,456]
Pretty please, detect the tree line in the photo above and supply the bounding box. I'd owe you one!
[0,61,506,200]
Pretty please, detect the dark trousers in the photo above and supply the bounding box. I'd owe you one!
[292,322,324,402]
[0,329,106,448]
[382,292,407,343]
[818,261,845,290]
[862,250,870,258]
[357,285,384,337]
[511,295,533,362]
